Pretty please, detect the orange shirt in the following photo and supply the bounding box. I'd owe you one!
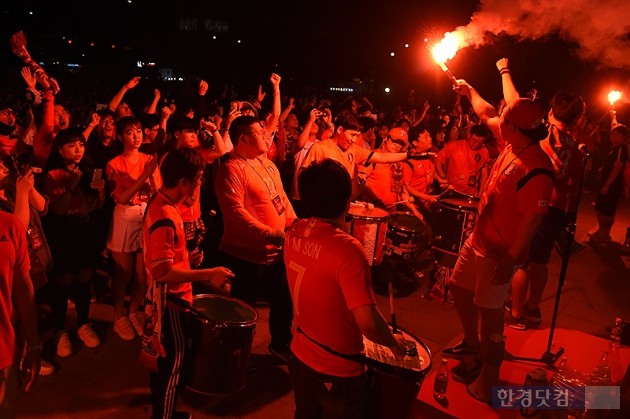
[302,139,372,180]
[106,153,162,205]
[472,144,554,263]
[409,159,434,194]
[362,161,412,209]
[437,140,489,196]
[176,185,201,223]
[215,154,296,264]
[143,191,192,303]
[285,218,374,377]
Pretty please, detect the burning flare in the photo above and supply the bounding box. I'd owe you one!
[431,32,464,67]
[430,32,465,86]
[608,90,621,106]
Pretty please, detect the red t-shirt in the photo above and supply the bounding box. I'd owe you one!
[106,153,162,205]
[42,168,93,217]
[215,154,296,264]
[0,212,30,369]
[363,161,412,209]
[177,185,201,223]
[303,139,372,180]
[409,160,435,194]
[437,140,489,196]
[143,191,192,303]
[285,218,375,377]
[472,144,554,263]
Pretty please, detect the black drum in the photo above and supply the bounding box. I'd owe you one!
[432,196,479,256]
[187,294,258,396]
[384,212,426,262]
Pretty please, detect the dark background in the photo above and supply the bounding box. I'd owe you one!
[1,0,628,116]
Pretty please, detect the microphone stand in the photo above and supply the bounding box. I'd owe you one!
[506,146,591,367]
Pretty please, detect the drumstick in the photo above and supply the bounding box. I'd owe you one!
[390,199,409,206]
[388,279,398,334]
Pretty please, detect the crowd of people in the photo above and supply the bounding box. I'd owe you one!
[1,51,629,418]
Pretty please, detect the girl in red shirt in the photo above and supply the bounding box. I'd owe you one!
[106,117,161,341]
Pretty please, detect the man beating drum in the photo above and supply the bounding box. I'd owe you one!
[284,158,407,418]
[140,148,233,419]
[434,124,492,198]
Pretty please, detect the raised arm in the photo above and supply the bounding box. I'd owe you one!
[265,73,282,133]
[496,58,520,103]
[82,112,100,141]
[109,76,141,112]
[454,80,502,146]
[146,89,161,115]
[279,97,295,124]
[108,157,158,204]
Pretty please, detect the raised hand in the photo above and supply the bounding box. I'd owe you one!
[496,57,509,72]
[125,76,141,90]
[89,112,101,127]
[198,80,208,96]
[21,67,36,89]
[257,84,267,103]
[270,73,281,90]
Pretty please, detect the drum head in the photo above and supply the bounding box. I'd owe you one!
[388,212,424,232]
[193,294,258,325]
[439,196,479,211]
[347,205,389,220]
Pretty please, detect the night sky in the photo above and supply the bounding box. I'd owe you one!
[1,0,628,114]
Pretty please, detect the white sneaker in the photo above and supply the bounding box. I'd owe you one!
[114,316,137,341]
[56,330,73,357]
[129,312,145,336]
[39,360,55,376]
[78,323,101,348]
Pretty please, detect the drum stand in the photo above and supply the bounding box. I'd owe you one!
[506,147,591,367]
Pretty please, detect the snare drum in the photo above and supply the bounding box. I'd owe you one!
[432,196,479,255]
[347,205,389,266]
[384,212,426,262]
[186,294,258,396]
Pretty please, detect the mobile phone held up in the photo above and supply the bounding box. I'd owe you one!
[92,168,103,183]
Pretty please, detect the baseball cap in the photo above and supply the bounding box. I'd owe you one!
[388,127,409,146]
[503,98,548,141]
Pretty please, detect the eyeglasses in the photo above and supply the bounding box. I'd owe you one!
[388,136,406,147]
[1,109,16,117]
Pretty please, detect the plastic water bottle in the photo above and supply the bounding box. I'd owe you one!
[433,358,449,400]
[591,351,611,385]
[610,317,623,348]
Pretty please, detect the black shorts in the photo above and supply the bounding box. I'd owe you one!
[44,214,101,275]
[528,207,566,265]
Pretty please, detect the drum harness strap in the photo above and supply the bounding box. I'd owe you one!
[296,326,365,365]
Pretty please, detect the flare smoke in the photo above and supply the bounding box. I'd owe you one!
[450,0,630,68]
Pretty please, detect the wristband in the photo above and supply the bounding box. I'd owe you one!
[499,68,510,75]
